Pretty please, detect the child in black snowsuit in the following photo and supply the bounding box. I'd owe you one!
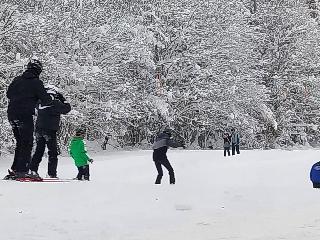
[223,133,231,157]
[152,129,184,184]
[29,85,71,178]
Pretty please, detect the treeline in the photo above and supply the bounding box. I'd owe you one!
[1,0,320,152]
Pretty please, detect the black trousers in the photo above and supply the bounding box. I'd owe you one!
[232,144,240,155]
[101,142,107,150]
[154,159,175,184]
[224,147,230,156]
[29,129,58,176]
[9,115,34,173]
[77,165,90,180]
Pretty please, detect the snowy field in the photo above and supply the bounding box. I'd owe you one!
[1,149,320,240]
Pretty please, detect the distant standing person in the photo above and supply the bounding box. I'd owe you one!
[29,85,71,178]
[152,129,184,184]
[4,59,53,180]
[101,135,109,150]
[223,132,231,157]
[231,128,240,155]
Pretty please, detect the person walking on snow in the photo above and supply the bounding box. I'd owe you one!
[4,59,53,180]
[152,129,184,184]
[69,128,93,180]
[231,128,240,155]
[29,85,71,178]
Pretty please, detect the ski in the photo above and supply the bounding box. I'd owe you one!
[42,178,75,182]
[15,178,72,182]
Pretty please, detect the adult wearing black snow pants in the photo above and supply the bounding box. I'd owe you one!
[153,149,175,184]
[6,59,53,177]
[152,130,183,184]
[8,115,34,172]
[30,90,71,177]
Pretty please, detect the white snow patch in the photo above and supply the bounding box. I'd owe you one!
[0,149,320,240]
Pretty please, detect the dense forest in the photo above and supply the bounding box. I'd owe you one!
[1,0,320,152]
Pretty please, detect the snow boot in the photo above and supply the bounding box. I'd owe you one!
[46,174,58,179]
[169,174,175,184]
[155,175,162,184]
[84,174,90,181]
[3,169,16,180]
[15,171,42,181]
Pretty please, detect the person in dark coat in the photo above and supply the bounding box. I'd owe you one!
[5,59,53,180]
[101,135,109,150]
[231,128,240,155]
[152,129,184,184]
[223,132,231,157]
[29,85,71,178]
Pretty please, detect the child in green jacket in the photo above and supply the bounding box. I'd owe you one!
[69,128,93,180]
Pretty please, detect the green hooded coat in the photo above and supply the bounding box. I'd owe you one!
[69,136,90,167]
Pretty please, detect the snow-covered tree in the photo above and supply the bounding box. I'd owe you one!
[249,0,320,147]
[1,0,320,151]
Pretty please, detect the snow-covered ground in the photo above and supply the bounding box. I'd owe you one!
[1,149,320,240]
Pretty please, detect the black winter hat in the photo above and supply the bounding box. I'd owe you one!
[27,59,43,74]
[163,128,172,137]
[75,128,86,136]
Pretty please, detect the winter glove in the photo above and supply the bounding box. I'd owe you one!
[89,159,94,164]
[56,92,68,103]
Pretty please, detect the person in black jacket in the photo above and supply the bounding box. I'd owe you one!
[5,59,53,180]
[101,135,109,150]
[152,129,184,184]
[223,132,231,157]
[29,85,71,178]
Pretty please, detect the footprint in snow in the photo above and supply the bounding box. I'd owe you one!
[197,222,210,226]
[175,204,192,211]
